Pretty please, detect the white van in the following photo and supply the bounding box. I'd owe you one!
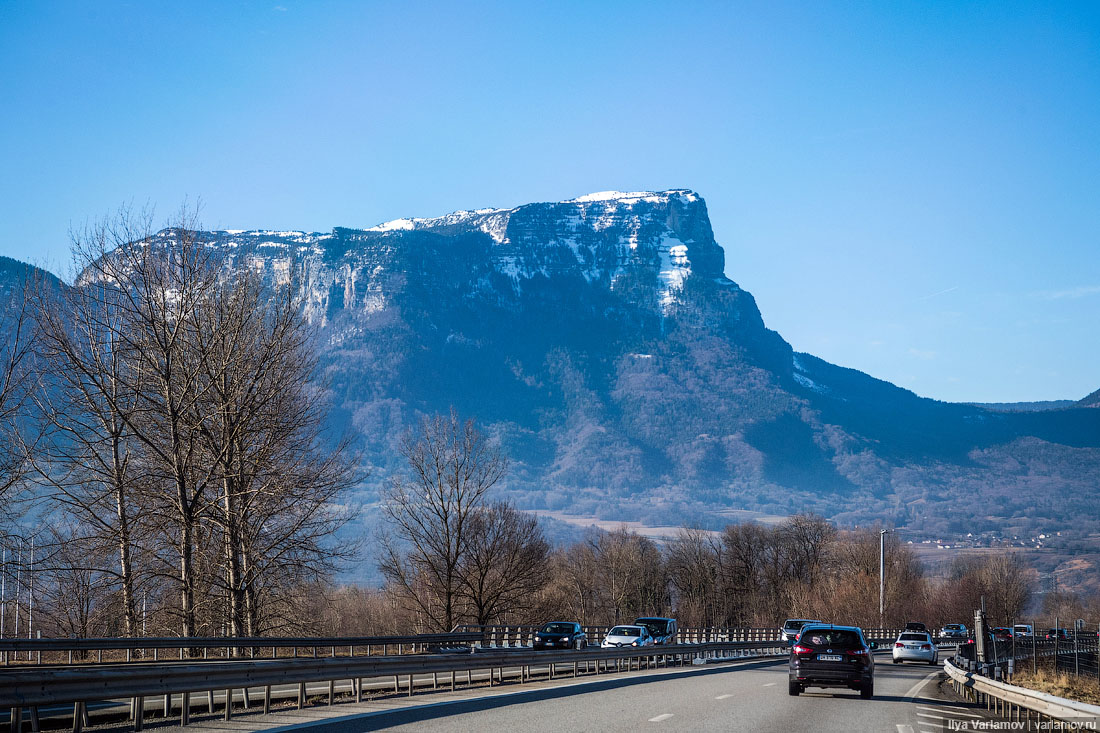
[1013,624,1033,637]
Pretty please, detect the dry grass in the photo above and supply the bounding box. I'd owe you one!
[1011,664,1100,705]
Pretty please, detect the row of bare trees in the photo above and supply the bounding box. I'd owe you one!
[374,411,1039,631]
[0,207,357,640]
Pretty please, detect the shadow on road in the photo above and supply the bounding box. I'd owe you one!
[272,658,787,732]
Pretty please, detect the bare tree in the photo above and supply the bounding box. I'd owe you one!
[379,410,507,631]
[666,528,720,627]
[459,501,549,625]
[978,553,1035,625]
[0,259,37,503]
[588,527,666,624]
[191,264,357,638]
[30,224,151,637]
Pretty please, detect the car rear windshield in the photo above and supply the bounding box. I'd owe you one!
[636,619,670,634]
[784,620,810,631]
[609,626,641,636]
[542,623,575,634]
[799,629,862,648]
[899,633,929,641]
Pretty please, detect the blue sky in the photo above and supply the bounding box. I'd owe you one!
[1,1,1098,403]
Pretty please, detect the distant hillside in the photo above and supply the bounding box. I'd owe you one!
[1080,389,1100,408]
[967,400,1076,413]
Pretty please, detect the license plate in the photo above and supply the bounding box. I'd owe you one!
[818,654,842,661]
[907,645,920,649]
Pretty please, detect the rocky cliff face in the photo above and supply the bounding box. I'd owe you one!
[102,191,1100,536]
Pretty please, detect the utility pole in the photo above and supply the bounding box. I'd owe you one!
[879,528,892,627]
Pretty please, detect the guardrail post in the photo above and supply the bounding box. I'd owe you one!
[180,693,189,727]
[206,691,213,714]
[298,682,306,709]
[264,686,271,714]
[133,697,143,732]
[224,689,233,720]
[328,680,334,705]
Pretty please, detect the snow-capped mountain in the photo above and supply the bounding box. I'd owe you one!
[195,189,729,326]
[50,191,1100,536]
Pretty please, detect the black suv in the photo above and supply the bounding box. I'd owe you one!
[789,624,876,699]
[533,621,587,650]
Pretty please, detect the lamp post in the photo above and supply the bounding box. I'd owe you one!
[879,528,892,627]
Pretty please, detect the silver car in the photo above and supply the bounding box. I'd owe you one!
[781,618,822,644]
[892,631,937,665]
[601,625,655,648]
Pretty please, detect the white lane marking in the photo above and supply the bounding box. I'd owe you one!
[715,694,733,699]
[762,682,777,687]
[649,714,674,723]
[916,712,949,720]
[903,670,942,700]
[897,725,915,733]
[918,706,982,719]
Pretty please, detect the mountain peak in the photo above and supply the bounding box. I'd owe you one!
[564,189,700,205]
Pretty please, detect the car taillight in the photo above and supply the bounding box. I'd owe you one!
[895,643,903,648]
[792,645,813,655]
[921,644,932,650]
[846,649,869,658]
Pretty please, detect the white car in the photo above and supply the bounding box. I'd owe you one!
[1013,624,1034,637]
[892,631,937,665]
[601,625,655,648]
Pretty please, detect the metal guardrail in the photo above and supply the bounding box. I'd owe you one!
[944,657,1100,726]
[0,625,940,668]
[0,639,790,732]
[0,633,483,665]
[457,625,914,648]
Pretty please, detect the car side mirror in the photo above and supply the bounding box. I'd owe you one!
[869,641,878,650]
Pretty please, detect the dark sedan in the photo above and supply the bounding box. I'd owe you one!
[789,624,876,699]
[533,621,587,650]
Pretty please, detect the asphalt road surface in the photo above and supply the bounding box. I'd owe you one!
[257,656,995,733]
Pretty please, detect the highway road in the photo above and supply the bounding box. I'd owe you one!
[251,656,999,733]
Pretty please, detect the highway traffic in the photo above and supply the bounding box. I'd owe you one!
[254,654,994,733]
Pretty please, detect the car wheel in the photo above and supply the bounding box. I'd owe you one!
[860,680,873,699]
[788,680,800,696]
[892,658,899,664]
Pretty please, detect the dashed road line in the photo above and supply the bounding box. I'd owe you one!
[919,706,982,719]
[649,713,674,723]
[762,682,777,687]
[896,725,915,733]
[715,694,733,700]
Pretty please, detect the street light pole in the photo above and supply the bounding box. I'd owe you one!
[879,528,892,627]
